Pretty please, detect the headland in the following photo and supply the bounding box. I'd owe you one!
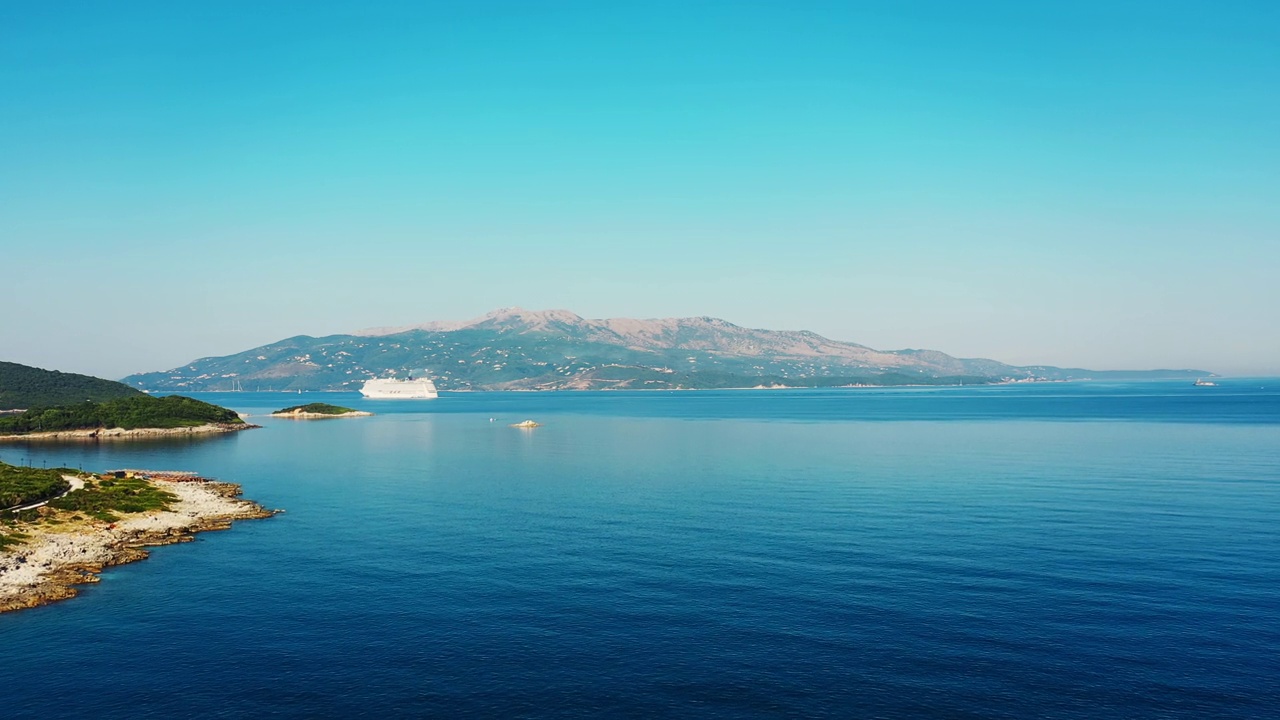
[1,467,277,614]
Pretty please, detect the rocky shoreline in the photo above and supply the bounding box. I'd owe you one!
[0,422,258,442]
[0,477,277,614]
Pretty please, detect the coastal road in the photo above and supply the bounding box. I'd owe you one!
[3,475,85,514]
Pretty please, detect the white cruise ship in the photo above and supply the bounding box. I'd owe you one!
[359,376,439,399]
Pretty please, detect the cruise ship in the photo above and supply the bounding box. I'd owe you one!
[359,375,439,399]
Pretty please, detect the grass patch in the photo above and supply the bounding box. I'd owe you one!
[0,460,72,509]
[49,476,177,523]
[0,529,30,550]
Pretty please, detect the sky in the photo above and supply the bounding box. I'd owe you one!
[2,1,1277,379]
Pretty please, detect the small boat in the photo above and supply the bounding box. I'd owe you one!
[1194,379,1217,387]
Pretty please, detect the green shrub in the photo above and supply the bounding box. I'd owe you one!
[0,461,72,508]
[49,476,176,520]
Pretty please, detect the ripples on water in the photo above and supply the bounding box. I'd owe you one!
[2,381,1278,718]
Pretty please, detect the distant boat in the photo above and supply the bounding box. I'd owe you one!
[361,375,439,399]
[1194,379,1218,387]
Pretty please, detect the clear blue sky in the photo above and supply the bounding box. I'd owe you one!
[2,1,1277,378]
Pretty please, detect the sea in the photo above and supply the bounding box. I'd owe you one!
[2,381,1278,718]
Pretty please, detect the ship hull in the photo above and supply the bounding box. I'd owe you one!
[359,378,439,399]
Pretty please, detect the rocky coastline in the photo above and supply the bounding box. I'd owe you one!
[1,476,277,614]
[0,422,258,442]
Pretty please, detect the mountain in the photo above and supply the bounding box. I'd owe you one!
[0,361,145,411]
[120,308,1210,392]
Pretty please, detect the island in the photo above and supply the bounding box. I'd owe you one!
[270,402,372,419]
[0,362,256,441]
[121,308,1214,393]
[0,395,257,441]
[1,460,277,613]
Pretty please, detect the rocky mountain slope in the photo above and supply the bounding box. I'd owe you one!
[121,308,1207,392]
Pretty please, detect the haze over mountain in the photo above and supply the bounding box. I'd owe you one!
[122,309,1207,392]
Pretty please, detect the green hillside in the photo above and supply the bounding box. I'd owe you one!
[0,395,245,434]
[0,361,144,411]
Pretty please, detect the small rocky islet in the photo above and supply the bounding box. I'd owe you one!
[269,402,373,419]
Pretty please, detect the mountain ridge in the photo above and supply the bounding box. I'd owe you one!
[358,307,952,367]
[121,308,1211,392]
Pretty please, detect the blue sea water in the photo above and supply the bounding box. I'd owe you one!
[2,381,1278,718]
